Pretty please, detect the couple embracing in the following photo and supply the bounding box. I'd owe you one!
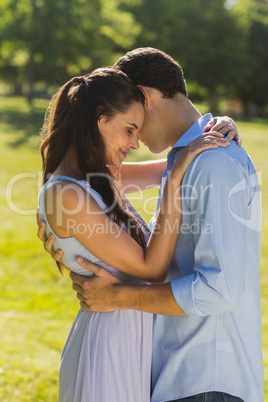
[37,48,263,402]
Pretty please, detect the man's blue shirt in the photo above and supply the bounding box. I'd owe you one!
[149,114,263,402]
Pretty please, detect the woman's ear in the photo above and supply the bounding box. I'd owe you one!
[137,85,150,107]
[97,115,108,131]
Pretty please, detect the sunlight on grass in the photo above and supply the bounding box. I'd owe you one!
[0,96,267,400]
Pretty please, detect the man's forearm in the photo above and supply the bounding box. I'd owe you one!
[72,260,186,315]
[115,282,187,316]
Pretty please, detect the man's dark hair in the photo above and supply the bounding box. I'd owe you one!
[113,47,187,99]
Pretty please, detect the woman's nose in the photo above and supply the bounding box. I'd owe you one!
[130,133,140,150]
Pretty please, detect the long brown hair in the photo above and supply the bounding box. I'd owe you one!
[40,68,146,270]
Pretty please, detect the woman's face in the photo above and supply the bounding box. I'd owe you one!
[98,101,144,167]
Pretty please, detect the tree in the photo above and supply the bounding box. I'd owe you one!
[232,0,268,116]
[0,0,142,100]
[126,0,249,113]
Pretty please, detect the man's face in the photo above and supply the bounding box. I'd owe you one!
[136,94,169,154]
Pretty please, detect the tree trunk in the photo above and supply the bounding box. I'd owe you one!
[208,94,219,116]
[27,54,35,104]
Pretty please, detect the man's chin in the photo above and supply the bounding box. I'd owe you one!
[149,145,166,154]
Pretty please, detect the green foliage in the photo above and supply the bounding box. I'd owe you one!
[0,0,141,98]
[0,96,267,399]
[129,0,248,112]
[125,0,267,115]
[232,0,268,115]
[0,0,267,114]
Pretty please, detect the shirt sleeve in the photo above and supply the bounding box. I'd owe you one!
[171,149,257,318]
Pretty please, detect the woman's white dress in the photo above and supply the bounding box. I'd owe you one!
[38,175,153,402]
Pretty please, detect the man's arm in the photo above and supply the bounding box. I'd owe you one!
[36,220,186,315]
[170,148,255,318]
[71,259,186,316]
[72,148,249,317]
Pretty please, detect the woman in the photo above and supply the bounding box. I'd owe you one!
[38,68,231,402]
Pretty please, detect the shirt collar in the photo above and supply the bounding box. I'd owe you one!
[172,113,213,148]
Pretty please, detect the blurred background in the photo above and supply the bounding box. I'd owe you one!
[0,0,267,400]
[1,0,268,116]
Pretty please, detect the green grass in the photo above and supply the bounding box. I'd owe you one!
[0,96,267,401]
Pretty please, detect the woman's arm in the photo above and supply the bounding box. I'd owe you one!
[110,117,241,194]
[47,174,179,284]
[45,132,229,284]
[110,159,167,193]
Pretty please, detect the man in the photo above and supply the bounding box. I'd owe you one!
[39,48,263,401]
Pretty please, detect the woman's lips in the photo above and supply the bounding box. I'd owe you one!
[120,150,128,158]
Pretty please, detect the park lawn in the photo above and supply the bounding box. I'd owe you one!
[0,96,267,401]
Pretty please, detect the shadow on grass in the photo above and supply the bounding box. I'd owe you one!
[0,96,50,149]
[0,108,45,148]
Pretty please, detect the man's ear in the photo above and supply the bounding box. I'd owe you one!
[137,85,150,107]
